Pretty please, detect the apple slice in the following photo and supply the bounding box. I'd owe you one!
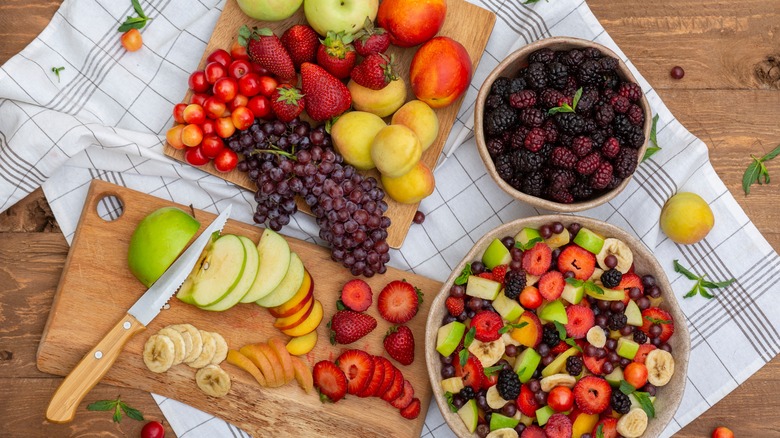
[491,413,520,431]
[226,349,267,387]
[573,228,605,254]
[281,299,323,337]
[492,293,524,321]
[239,344,279,388]
[255,253,305,308]
[625,299,643,326]
[457,398,479,433]
[177,234,246,307]
[290,356,314,393]
[465,275,502,300]
[535,405,555,426]
[538,300,568,324]
[201,236,260,311]
[241,228,291,303]
[482,238,511,269]
[513,347,541,383]
[269,270,314,317]
[436,321,466,357]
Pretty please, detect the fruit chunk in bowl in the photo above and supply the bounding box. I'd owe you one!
[425,216,689,438]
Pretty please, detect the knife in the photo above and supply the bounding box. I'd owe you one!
[45,205,232,424]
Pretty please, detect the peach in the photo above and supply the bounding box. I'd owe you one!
[391,100,439,151]
[510,312,543,348]
[659,192,714,244]
[377,0,446,48]
[239,344,280,387]
[226,349,267,387]
[281,299,323,337]
[410,36,472,108]
[381,161,435,204]
[268,338,295,384]
[347,78,406,118]
[268,272,314,318]
[290,356,314,393]
[370,125,422,177]
[272,296,314,330]
[331,111,386,170]
[286,331,318,356]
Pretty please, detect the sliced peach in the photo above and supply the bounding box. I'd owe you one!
[273,295,314,330]
[268,337,295,384]
[510,311,543,348]
[290,356,314,393]
[281,299,323,337]
[269,270,314,318]
[286,331,318,356]
[240,344,280,387]
[226,349,267,387]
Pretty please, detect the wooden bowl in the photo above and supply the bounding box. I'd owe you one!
[425,216,689,437]
[474,37,652,212]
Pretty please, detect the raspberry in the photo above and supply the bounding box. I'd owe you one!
[492,264,509,284]
[445,296,464,316]
[524,127,546,152]
[520,107,546,127]
[486,138,505,157]
[613,147,638,178]
[540,88,566,108]
[510,126,530,149]
[509,89,537,109]
[593,104,615,127]
[546,62,569,89]
[490,77,512,98]
[551,147,578,169]
[555,112,586,135]
[529,48,555,64]
[576,152,601,176]
[599,56,619,72]
[610,95,630,114]
[618,82,642,101]
[628,104,645,126]
[590,162,613,189]
[577,59,601,85]
[543,119,559,143]
[571,136,593,157]
[525,63,548,89]
[484,104,518,137]
[494,154,513,181]
[485,94,504,110]
[522,172,545,197]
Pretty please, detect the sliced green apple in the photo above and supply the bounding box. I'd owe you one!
[513,347,541,383]
[490,413,520,431]
[482,238,511,269]
[605,367,624,387]
[538,300,568,324]
[256,252,304,308]
[241,228,291,303]
[436,321,466,357]
[493,293,524,321]
[561,282,585,305]
[457,398,479,433]
[177,234,246,307]
[573,228,605,254]
[617,337,640,360]
[585,287,626,301]
[542,347,579,377]
[465,275,502,300]
[200,236,260,311]
[441,377,465,394]
[514,227,542,247]
[625,299,643,326]
[535,405,556,426]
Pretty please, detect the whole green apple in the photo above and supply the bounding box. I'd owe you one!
[128,207,200,287]
[237,0,304,22]
[304,0,378,36]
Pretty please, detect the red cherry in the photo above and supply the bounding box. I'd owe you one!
[213,148,238,172]
[184,145,209,166]
[206,49,232,67]
[188,71,209,93]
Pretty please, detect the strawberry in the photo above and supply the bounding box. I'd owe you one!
[455,355,484,391]
[633,343,657,364]
[544,413,573,438]
[517,384,541,416]
[280,24,319,70]
[270,85,305,122]
[557,245,596,280]
[328,310,377,345]
[316,31,357,79]
[564,304,595,339]
[522,242,552,276]
[538,270,565,300]
[478,272,494,280]
[592,417,619,438]
[573,376,612,414]
[469,310,503,342]
[380,365,405,401]
[445,296,465,317]
[340,278,373,312]
[374,356,396,396]
[617,272,644,304]
[353,18,390,56]
[384,325,415,366]
[238,25,295,81]
[336,349,374,395]
[300,62,352,121]
[312,360,348,403]
[583,355,607,375]
[350,53,398,90]
[389,379,415,409]
[377,280,423,324]
[520,425,546,438]
[399,397,421,419]
[492,264,509,284]
[551,340,571,355]
[640,307,675,343]
[357,355,385,397]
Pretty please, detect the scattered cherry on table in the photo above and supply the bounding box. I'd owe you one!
[413,211,425,224]
[140,420,165,438]
[670,66,685,79]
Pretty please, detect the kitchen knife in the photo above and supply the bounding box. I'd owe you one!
[45,205,232,423]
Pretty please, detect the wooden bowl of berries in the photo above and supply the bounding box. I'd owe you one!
[425,216,689,438]
[474,37,652,212]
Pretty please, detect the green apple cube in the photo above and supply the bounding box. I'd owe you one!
[436,321,466,356]
[514,348,541,383]
[457,399,479,433]
[542,347,579,377]
[617,337,640,359]
[605,368,625,387]
[535,405,556,426]
[561,282,585,305]
[625,299,643,326]
[573,227,605,254]
[490,413,520,431]
[493,293,525,322]
[466,275,502,300]
[514,227,542,247]
[482,238,512,269]
[441,377,465,394]
[538,300,568,324]
[545,229,571,249]
[585,287,626,301]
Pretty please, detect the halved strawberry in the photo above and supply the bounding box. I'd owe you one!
[358,354,385,397]
[377,280,422,324]
[634,343,657,364]
[522,242,552,276]
[381,365,405,401]
[455,355,485,391]
[470,310,503,342]
[616,272,643,304]
[478,272,494,280]
[640,307,675,343]
[492,264,509,284]
[517,384,541,416]
[544,413,573,438]
[520,424,546,438]
[313,360,348,403]
[336,350,374,395]
[340,279,372,312]
[551,341,570,355]
[557,245,596,280]
[583,355,607,375]
[592,417,619,438]
[374,356,396,396]
[390,379,415,409]
[573,376,612,414]
[400,397,421,419]
[538,270,565,300]
[565,305,595,339]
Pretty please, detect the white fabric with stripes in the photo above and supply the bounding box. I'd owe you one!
[0,0,777,437]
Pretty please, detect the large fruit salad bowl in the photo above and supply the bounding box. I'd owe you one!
[425,216,689,438]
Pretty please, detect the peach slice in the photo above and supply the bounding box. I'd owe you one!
[281,300,323,337]
[240,344,280,387]
[226,349,267,387]
[290,356,314,393]
[272,295,314,330]
[269,270,313,318]
[510,311,543,348]
[268,337,295,384]
[286,331,318,356]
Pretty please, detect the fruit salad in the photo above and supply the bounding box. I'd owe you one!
[435,221,676,438]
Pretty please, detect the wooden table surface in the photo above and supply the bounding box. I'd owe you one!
[1,1,778,437]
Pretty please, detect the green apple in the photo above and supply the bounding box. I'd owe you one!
[128,207,200,287]
[585,287,626,301]
[304,0,378,36]
[492,293,524,321]
[490,414,519,431]
[465,275,502,300]
[241,228,291,303]
[617,337,640,360]
[200,236,259,311]
[236,0,303,21]
[513,347,541,383]
[542,347,579,377]
[436,321,466,356]
[625,299,643,326]
[255,252,304,307]
[538,300,568,324]
[629,393,656,410]
[482,238,512,269]
[605,367,624,387]
[545,229,571,249]
[573,228,605,254]
[177,234,247,307]
[561,282,585,305]
[457,399,478,433]
[535,405,555,426]
[441,376,465,394]
[514,227,542,247]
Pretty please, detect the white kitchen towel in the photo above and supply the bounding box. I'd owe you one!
[1,0,778,437]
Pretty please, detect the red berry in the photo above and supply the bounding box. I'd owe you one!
[470,310,504,342]
[544,413,573,438]
[576,152,602,176]
[522,242,552,276]
[671,66,685,79]
[445,296,465,316]
[538,270,565,301]
[340,279,373,312]
[141,421,165,438]
[383,325,415,366]
[374,356,396,397]
[336,349,374,395]
[524,127,546,152]
[521,425,546,438]
[377,280,422,324]
[601,137,621,159]
[491,264,509,284]
[557,245,596,280]
[313,360,348,403]
[573,376,612,414]
[583,355,607,375]
[712,427,735,438]
[634,343,657,364]
[328,310,377,345]
[564,305,595,339]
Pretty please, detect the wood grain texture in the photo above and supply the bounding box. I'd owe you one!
[162,0,496,248]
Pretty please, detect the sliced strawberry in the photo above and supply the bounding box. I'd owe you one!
[583,355,607,375]
[455,355,485,391]
[478,272,494,280]
[565,305,595,339]
[593,417,619,438]
[336,350,374,395]
[374,356,396,396]
[573,376,612,414]
[390,379,415,409]
[616,272,643,304]
[520,424,546,438]
[492,264,509,284]
[313,360,348,403]
[517,384,541,416]
[482,370,498,389]
[640,307,675,343]
[380,365,405,401]
[377,280,422,324]
[358,354,385,397]
[557,245,596,280]
[544,413,573,438]
[400,397,421,419]
[522,242,552,276]
[470,310,503,342]
[551,340,570,355]
[340,279,372,312]
[538,270,565,300]
[634,343,657,364]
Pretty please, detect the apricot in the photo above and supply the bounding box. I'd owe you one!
[659,192,714,244]
[381,161,435,204]
[391,100,439,151]
[370,125,422,177]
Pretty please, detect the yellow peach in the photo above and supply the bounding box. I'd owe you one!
[348,78,406,118]
[659,192,714,244]
[381,161,435,204]
[391,100,439,151]
[286,331,318,356]
[330,111,386,170]
[226,349,267,387]
[370,125,422,177]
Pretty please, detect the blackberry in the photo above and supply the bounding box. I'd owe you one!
[562,49,585,67]
[620,124,646,149]
[576,152,601,176]
[551,147,578,170]
[510,126,531,150]
[538,142,555,159]
[510,77,528,94]
[503,270,527,299]
[628,104,645,126]
[557,134,574,148]
[593,104,615,127]
[509,90,537,109]
[591,130,607,149]
[607,175,623,190]
[524,127,546,152]
[542,324,560,347]
[508,175,524,191]
[486,138,506,157]
[601,269,623,288]
[563,76,579,97]
[599,56,619,72]
[570,180,594,200]
[577,59,602,85]
[540,88,566,108]
[613,147,639,178]
[459,385,476,400]
[571,136,593,157]
[546,62,569,89]
[555,112,586,135]
[529,47,555,64]
[548,169,576,189]
[608,312,628,331]
[543,119,559,143]
[610,95,631,114]
[590,162,613,189]
[611,391,631,415]
[494,154,514,181]
[525,63,548,89]
[602,72,620,90]
[577,87,600,114]
[517,149,544,173]
[484,105,518,137]
[633,330,648,344]
[566,356,583,376]
[491,77,513,98]
[584,47,602,58]
[497,369,522,400]
[583,118,597,134]
[522,172,545,197]
[548,187,574,204]
[613,114,633,137]
[485,94,504,110]
[618,82,642,102]
[520,108,546,128]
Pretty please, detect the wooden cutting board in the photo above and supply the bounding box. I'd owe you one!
[163,0,496,249]
[37,179,443,437]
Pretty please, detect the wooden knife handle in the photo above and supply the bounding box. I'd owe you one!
[46,314,146,423]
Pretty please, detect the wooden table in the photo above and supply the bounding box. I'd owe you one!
[1,1,778,436]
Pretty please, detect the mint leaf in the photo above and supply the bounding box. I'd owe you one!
[547,88,582,115]
[743,144,780,195]
[619,380,636,395]
[572,87,583,109]
[87,400,118,411]
[564,277,584,287]
[643,315,671,325]
[459,349,469,367]
[51,66,65,82]
[444,391,458,412]
[88,397,144,423]
[131,0,146,18]
[596,424,605,438]
[634,391,656,418]
[642,114,661,162]
[675,260,735,299]
[584,281,605,295]
[464,327,476,348]
[673,260,699,280]
[553,321,583,352]
[484,365,504,376]
[454,264,473,285]
[515,237,543,251]
[120,403,144,421]
[701,278,736,289]
[499,321,528,334]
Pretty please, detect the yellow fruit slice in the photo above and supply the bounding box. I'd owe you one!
[281,300,323,337]
[290,356,313,393]
[226,349,267,387]
[268,337,295,384]
[240,344,280,387]
[286,331,318,356]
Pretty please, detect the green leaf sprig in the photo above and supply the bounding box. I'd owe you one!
[565,277,605,295]
[499,321,528,335]
[743,144,780,195]
[548,87,583,115]
[595,424,605,438]
[552,321,583,352]
[515,237,543,251]
[87,397,144,423]
[673,260,735,299]
[483,365,504,376]
[51,66,65,82]
[642,114,661,161]
[118,0,151,32]
[444,391,458,412]
[454,263,473,286]
[617,380,655,418]
[459,327,476,366]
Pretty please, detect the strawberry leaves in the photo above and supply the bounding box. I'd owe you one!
[673,260,735,299]
[743,144,780,195]
[118,0,151,32]
[87,396,144,423]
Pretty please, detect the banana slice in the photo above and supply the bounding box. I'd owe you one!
[195,364,231,397]
[188,330,217,369]
[589,267,604,282]
[143,334,175,373]
[468,338,506,368]
[540,373,576,393]
[645,349,675,386]
[485,385,508,410]
[172,324,202,363]
[616,407,648,437]
[502,332,521,347]
[596,238,633,273]
[586,326,607,349]
[486,428,519,438]
[157,327,186,365]
[209,332,228,365]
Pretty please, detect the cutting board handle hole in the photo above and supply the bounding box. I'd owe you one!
[94,194,125,222]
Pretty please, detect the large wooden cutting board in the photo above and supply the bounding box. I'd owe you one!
[37,179,443,437]
[164,0,496,249]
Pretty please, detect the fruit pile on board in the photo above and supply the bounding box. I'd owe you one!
[435,221,676,437]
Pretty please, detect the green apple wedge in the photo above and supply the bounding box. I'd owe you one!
[465,275,502,300]
[436,321,466,356]
[256,253,304,308]
[482,238,512,269]
[200,236,260,311]
[490,413,519,431]
[241,228,291,303]
[457,399,478,433]
[177,234,246,307]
